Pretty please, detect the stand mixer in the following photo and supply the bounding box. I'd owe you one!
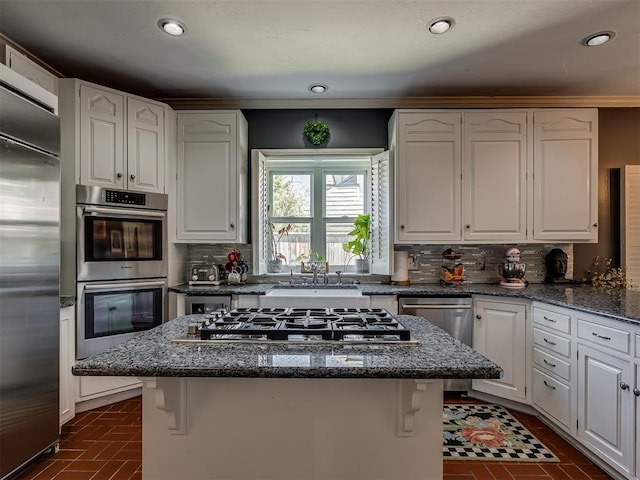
[499,247,527,289]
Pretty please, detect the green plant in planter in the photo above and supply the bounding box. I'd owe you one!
[343,214,370,268]
[303,120,330,146]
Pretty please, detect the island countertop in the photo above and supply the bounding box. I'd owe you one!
[72,314,502,380]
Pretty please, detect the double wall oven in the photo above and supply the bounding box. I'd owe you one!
[76,185,168,359]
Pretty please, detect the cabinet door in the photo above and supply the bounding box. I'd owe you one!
[126,97,165,193]
[533,110,598,241]
[463,112,527,241]
[4,44,58,95]
[635,363,640,480]
[473,299,527,401]
[577,344,632,475]
[59,306,75,426]
[80,84,126,189]
[395,112,462,243]
[177,112,240,241]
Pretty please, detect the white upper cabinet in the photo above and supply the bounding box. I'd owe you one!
[60,79,167,194]
[176,111,248,243]
[532,109,598,242]
[391,108,598,244]
[2,44,58,95]
[392,111,462,243]
[463,111,527,242]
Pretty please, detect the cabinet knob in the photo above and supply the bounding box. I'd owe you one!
[620,382,629,390]
[633,388,640,397]
[116,173,123,179]
[400,224,405,230]
[476,314,481,320]
[466,224,470,229]
[130,174,136,180]
[593,223,598,228]
[230,223,235,229]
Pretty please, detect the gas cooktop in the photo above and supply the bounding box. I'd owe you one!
[174,307,416,344]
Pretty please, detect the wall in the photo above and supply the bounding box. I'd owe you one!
[242,109,393,149]
[573,108,640,279]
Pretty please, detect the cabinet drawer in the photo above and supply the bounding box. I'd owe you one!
[533,347,571,381]
[533,327,571,357]
[532,368,571,430]
[578,319,630,355]
[532,306,571,334]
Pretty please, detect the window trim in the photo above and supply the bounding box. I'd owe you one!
[252,148,384,275]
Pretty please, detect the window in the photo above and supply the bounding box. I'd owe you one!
[252,149,392,276]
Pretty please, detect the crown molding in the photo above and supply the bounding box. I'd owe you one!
[160,95,640,110]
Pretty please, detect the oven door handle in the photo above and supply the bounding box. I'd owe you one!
[83,281,167,290]
[400,304,472,309]
[82,206,166,218]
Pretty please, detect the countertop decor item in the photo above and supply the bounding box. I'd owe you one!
[443,404,559,462]
[583,256,629,290]
[303,120,330,146]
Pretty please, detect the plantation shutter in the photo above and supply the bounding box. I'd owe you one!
[370,151,392,275]
[252,151,269,274]
[622,165,640,290]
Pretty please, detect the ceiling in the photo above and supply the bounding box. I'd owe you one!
[0,0,639,107]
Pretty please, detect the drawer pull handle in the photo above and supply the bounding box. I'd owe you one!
[592,332,611,341]
[633,388,640,397]
[543,338,557,346]
[620,382,629,391]
[542,316,556,323]
[543,380,556,390]
[543,359,556,368]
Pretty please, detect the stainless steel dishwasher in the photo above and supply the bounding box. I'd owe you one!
[399,296,473,392]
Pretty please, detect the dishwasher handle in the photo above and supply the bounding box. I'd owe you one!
[400,304,472,310]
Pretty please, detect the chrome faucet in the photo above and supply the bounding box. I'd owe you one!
[310,261,319,285]
[322,272,329,285]
[335,271,343,285]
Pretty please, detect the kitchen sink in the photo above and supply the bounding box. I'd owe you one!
[265,285,362,297]
[259,285,370,308]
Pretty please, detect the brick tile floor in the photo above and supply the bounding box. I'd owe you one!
[16,395,613,480]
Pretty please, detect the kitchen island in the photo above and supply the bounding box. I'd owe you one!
[73,314,501,480]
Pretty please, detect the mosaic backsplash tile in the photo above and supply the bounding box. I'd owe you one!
[186,243,574,285]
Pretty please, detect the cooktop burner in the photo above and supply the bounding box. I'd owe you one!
[177,307,414,344]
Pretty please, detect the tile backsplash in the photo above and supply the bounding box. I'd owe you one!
[186,243,574,285]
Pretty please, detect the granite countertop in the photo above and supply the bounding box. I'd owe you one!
[72,314,502,380]
[170,282,640,325]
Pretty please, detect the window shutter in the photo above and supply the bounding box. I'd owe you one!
[252,151,269,274]
[622,165,640,290]
[370,151,392,275]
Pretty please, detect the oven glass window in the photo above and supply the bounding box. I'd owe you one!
[85,288,162,338]
[85,217,162,261]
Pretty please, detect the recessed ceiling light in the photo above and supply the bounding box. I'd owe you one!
[428,17,455,34]
[158,18,186,36]
[582,31,616,47]
[309,84,328,94]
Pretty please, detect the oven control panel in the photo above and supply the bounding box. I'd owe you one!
[105,189,146,206]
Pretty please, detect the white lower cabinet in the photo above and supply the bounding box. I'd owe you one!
[59,306,76,426]
[76,376,142,410]
[530,302,575,433]
[634,336,640,480]
[370,295,398,314]
[472,296,528,402]
[577,343,633,476]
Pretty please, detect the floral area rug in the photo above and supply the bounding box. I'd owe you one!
[443,404,559,462]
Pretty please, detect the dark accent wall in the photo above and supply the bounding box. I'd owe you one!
[242,109,393,150]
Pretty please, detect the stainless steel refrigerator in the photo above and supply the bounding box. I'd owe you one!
[0,66,61,479]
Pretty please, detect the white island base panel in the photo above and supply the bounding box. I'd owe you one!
[141,377,444,480]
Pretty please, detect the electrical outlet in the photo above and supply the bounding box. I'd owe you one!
[408,254,419,270]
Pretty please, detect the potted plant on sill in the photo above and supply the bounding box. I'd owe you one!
[296,250,328,273]
[267,212,292,273]
[343,214,370,274]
